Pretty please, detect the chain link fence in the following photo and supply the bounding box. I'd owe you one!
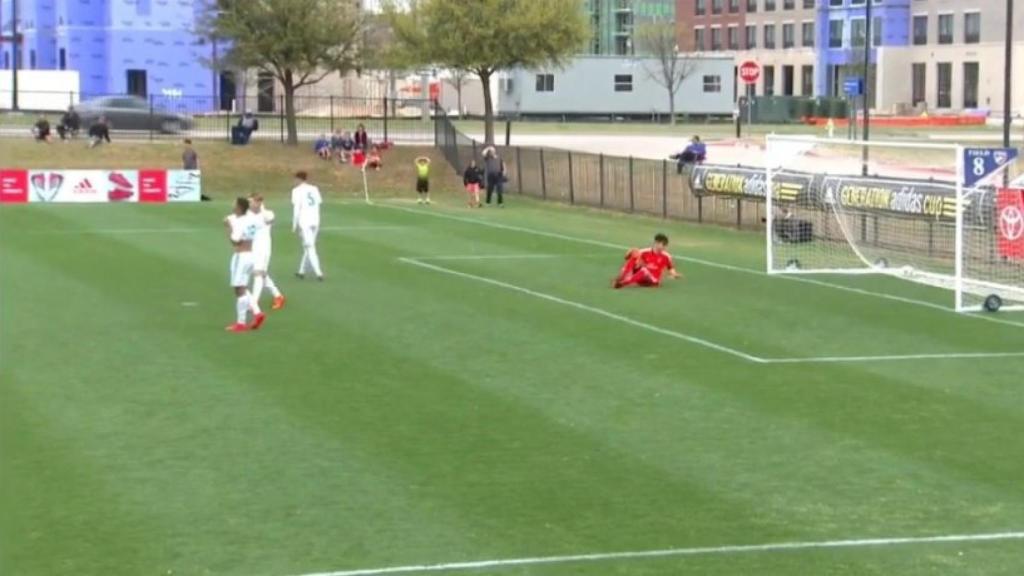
[435,113,764,229]
[0,91,436,144]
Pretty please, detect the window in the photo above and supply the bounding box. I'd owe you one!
[783,65,795,95]
[728,26,740,50]
[783,23,795,48]
[745,25,757,49]
[912,15,927,45]
[257,72,275,112]
[729,0,740,12]
[764,24,776,49]
[784,0,795,9]
[851,18,866,48]
[711,28,723,51]
[535,74,554,92]
[747,0,757,11]
[695,0,706,15]
[873,17,882,46]
[29,49,36,69]
[695,28,705,51]
[964,12,980,44]
[802,22,814,47]
[829,0,842,5]
[763,65,776,96]
[126,70,148,98]
[614,74,633,92]
[938,14,953,45]
[963,62,979,108]
[2,51,8,70]
[803,0,815,7]
[712,0,723,14]
[765,0,776,11]
[828,20,843,48]
[703,75,722,93]
[801,65,814,95]
[936,62,951,108]
[911,63,926,105]
[851,0,864,4]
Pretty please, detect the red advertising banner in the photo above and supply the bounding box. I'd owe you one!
[996,188,1024,260]
[139,169,168,203]
[0,170,29,203]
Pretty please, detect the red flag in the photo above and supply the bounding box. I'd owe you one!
[996,188,1024,260]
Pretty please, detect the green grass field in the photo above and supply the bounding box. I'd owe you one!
[3,141,1024,576]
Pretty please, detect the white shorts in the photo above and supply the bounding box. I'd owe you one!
[229,251,255,287]
[252,248,272,273]
[300,225,319,247]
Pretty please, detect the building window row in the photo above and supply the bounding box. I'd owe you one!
[913,12,980,46]
[910,61,979,109]
[755,65,814,97]
[696,22,815,51]
[826,18,882,49]
[745,0,817,11]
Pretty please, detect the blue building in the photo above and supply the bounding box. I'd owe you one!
[815,0,910,100]
[1,0,219,102]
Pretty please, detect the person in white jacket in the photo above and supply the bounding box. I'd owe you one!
[290,171,324,280]
[248,193,285,309]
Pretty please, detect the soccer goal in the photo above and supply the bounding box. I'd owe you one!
[765,134,1024,313]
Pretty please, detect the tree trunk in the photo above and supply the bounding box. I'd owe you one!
[668,89,677,126]
[479,70,494,145]
[284,69,299,145]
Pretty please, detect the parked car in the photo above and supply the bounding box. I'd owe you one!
[76,96,194,133]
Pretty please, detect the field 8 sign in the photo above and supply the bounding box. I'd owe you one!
[963,148,1019,187]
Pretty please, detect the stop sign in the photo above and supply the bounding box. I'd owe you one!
[739,61,760,84]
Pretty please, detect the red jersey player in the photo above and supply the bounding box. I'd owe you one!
[613,233,681,288]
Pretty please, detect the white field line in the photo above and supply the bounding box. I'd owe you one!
[294,530,1024,576]
[764,351,1024,364]
[375,202,1024,330]
[25,225,406,235]
[415,253,606,261]
[400,257,768,364]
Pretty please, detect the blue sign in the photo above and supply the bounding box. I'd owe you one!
[843,77,864,96]
[963,148,1019,187]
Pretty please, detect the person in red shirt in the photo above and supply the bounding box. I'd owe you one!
[613,233,681,288]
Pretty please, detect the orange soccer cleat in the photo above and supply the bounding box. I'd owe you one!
[225,323,248,333]
[249,313,266,330]
[272,295,286,310]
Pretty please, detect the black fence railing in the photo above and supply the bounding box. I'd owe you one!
[434,113,765,229]
[0,91,436,144]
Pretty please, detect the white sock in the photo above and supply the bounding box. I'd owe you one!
[252,275,265,300]
[265,276,282,298]
[235,294,248,325]
[298,250,309,275]
[307,245,323,277]
[247,289,261,315]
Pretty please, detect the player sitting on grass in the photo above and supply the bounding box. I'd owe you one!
[248,193,286,310]
[613,233,681,289]
[415,156,431,205]
[225,197,266,332]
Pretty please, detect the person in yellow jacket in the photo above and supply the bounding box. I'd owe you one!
[415,156,431,205]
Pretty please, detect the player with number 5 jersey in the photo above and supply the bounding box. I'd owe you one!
[291,171,324,281]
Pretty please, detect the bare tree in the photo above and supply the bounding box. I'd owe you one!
[444,68,474,116]
[635,22,698,126]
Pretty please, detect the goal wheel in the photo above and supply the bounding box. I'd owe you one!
[983,294,1003,313]
[785,259,801,271]
[874,257,889,269]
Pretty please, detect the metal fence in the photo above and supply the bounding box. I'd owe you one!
[0,91,436,144]
[435,113,765,229]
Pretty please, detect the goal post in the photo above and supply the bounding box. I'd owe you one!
[764,134,1024,313]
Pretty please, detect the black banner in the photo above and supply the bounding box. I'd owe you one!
[690,165,814,204]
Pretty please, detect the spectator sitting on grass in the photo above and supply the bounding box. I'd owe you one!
[330,130,343,156]
[315,134,332,160]
[337,131,355,163]
[238,112,259,144]
[57,107,80,140]
[365,145,383,171]
[88,116,111,148]
[33,116,52,143]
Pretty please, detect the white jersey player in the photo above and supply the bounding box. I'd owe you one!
[248,193,286,310]
[225,197,266,332]
[291,170,324,280]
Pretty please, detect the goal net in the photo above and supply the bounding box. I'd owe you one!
[765,135,1024,313]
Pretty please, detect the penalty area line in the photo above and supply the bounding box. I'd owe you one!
[399,257,767,364]
[292,530,1024,576]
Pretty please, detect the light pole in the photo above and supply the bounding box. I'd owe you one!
[0,0,20,110]
[861,0,872,175]
[1004,0,1013,149]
